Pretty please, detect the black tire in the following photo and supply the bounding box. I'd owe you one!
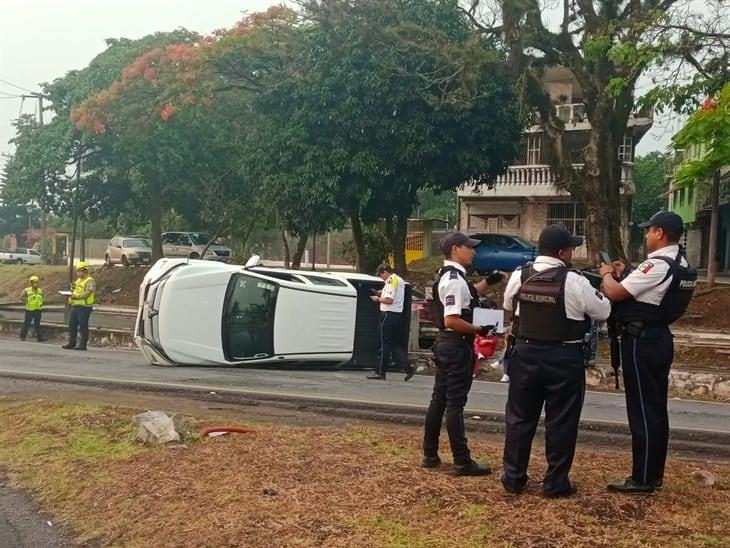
[189,252,200,259]
[105,255,112,268]
[15,258,23,264]
[122,255,129,267]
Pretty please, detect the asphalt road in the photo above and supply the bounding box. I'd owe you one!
[2,339,729,434]
[0,481,74,547]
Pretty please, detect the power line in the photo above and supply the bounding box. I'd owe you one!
[0,78,35,94]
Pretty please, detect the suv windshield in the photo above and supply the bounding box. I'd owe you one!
[189,232,211,245]
[123,238,150,248]
[223,274,277,360]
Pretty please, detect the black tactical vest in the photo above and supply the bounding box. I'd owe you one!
[513,266,590,342]
[613,249,697,325]
[430,266,480,330]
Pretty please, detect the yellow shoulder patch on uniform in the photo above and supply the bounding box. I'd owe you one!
[389,276,399,287]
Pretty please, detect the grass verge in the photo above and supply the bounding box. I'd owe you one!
[0,400,728,547]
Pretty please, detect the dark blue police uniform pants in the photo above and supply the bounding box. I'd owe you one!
[376,311,409,376]
[423,336,474,466]
[20,310,42,339]
[502,342,585,495]
[68,306,93,346]
[621,326,673,486]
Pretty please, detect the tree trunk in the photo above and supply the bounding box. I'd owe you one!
[390,215,408,275]
[68,214,78,284]
[291,234,308,270]
[80,217,86,262]
[200,223,223,258]
[40,208,48,264]
[281,230,291,269]
[148,176,163,261]
[707,170,720,288]
[311,234,316,271]
[351,214,366,273]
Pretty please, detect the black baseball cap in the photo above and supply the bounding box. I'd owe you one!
[538,225,584,253]
[375,262,394,275]
[439,231,481,255]
[639,211,684,234]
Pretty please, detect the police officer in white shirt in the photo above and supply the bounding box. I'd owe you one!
[423,232,500,477]
[600,211,697,494]
[502,225,611,497]
[367,263,415,381]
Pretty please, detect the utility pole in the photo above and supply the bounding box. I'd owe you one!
[23,93,48,262]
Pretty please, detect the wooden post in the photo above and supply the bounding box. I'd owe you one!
[707,170,720,287]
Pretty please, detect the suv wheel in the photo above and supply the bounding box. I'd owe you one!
[189,252,200,259]
[15,258,23,264]
[122,255,129,267]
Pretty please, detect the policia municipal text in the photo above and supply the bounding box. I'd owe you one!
[62,261,97,351]
[599,211,696,494]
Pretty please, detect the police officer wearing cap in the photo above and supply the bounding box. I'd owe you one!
[367,263,415,381]
[19,275,45,342]
[423,231,498,476]
[600,211,697,494]
[63,261,96,351]
[502,225,611,497]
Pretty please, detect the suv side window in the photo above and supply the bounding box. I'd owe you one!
[178,234,192,247]
[162,233,177,245]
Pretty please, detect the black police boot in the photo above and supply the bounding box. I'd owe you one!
[421,455,441,468]
[543,479,578,499]
[404,365,416,382]
[654,478,664,491]
[453,459,491,477]
[62,341,76,349]
[607,477,656,494]
[501,473,526,495]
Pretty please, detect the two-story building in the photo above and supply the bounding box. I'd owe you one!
[457,67,653,259]
[667,143,730,271]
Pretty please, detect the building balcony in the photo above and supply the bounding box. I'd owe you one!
[528,103,654,135]
[458,163,636,199]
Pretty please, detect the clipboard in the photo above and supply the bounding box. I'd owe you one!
[58,290,72,296]
[473,308,505,333]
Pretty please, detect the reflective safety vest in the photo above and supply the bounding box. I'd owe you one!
[70,276,96,307]
[24,287,44,311]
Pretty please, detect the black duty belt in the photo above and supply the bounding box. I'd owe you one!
[515,338,583,346]
[618,322,669,337]
[436,331,475,342]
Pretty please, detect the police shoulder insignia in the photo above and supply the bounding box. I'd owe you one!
[595,290,604,300]
[449,270,459,279]
[445,295,456,306]
[638,261,655,274]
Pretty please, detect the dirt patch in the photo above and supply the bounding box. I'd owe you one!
[0,400,728,547]
[0,265,146,307]
[678,284,730,331]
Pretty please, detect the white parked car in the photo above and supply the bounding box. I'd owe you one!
[161,231,233,261]
[134,257,404,367]
[0,247,43,265]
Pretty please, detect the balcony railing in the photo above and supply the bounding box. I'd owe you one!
[534,103,654,126]
[460,163,635,196]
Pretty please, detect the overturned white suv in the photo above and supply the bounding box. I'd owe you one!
[134,257,408,367]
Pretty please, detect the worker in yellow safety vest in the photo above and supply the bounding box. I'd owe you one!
[62,261,96,351]
[19,275,46,341]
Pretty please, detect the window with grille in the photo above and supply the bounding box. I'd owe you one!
[526,135,541,164]
[547,202,586,236]
[618,136,633,162]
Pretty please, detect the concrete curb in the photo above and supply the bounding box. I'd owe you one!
[0,368,728,457]
[0,318,135,349]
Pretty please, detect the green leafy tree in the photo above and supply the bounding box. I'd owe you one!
[673,84,730,286]
[632,151,670,228]
[214,1,522,272]
[466,0,729,259]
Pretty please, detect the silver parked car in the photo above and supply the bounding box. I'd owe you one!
[161,231,233,261]
[105,236,152,267]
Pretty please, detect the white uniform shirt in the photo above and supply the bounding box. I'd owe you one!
[380,273,405,313]
[438,260,472,319]
[503,255,611,321]
[620,245,688,305]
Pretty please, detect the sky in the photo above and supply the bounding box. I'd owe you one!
[0,0,681,175]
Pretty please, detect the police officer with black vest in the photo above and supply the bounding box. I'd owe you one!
[502,225,611,497]
[599,211,697,494]
[423,232,501,476]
